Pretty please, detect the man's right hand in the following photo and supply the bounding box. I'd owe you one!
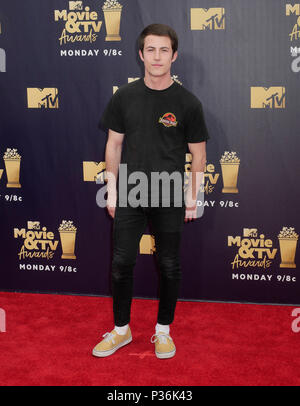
[107,190,117,218]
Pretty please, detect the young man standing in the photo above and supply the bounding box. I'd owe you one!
[92,24,209,359]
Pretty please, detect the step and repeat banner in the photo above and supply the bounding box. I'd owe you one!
[0,0,299,304]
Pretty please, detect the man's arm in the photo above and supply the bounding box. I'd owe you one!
[185,141,207,221]
[105,128,124,217]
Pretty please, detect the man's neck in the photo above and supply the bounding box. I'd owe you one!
[143,74,174,91]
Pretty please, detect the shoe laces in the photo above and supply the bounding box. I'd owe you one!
[150,333,172,344]
[102,332,116,344]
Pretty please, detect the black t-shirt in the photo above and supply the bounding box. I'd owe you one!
[100,78,210,205]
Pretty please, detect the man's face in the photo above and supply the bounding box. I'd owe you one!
[139,35,177,78]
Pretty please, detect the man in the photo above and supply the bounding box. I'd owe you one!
[92,23,209,359]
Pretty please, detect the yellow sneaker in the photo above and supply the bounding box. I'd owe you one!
[92,327,132,357]
[150,332,176,359]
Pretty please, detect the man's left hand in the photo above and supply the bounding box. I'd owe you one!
[184,202,197,222]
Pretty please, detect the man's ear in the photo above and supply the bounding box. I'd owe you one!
[171,50,178,63]
[139,49,144,62]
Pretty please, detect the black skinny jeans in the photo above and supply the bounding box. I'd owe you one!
[111,199,186,327]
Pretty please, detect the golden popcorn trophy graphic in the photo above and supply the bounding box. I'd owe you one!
[171,75,182,85]
[3,148,21,188]
[220,151,240,193]
[102,0,122,41]
[278,227,298,268]
[184,153,192,192]
[58,220,77,260]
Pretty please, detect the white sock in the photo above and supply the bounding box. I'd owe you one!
[155,323,170,335]
[115,324,129,335]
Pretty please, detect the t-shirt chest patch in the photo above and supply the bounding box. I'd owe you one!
[158,112,178,128]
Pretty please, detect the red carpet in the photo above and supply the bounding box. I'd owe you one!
[0,291,299,386]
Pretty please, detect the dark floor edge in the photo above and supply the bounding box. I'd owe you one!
[0,288,299,307]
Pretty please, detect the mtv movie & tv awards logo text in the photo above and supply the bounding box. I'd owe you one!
[286,3,300,72]
[14,221,77,273]
[54,0,123,56]
[227,227,298,285]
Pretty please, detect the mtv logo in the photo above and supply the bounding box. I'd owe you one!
[191,8,225,30]
[286,4,300,16]
[291,46,300,56]
[250,87,286,109]
[113,78,139,93]
[128,77,140,83]
[243,228,258,238]
[139,234,156,254]
[0,48,6,72]
[27,88,59,109]
[83,161,106,182]
[69,1,82,10]
[28,221,40,230]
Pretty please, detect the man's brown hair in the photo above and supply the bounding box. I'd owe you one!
[138,23,178,56]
